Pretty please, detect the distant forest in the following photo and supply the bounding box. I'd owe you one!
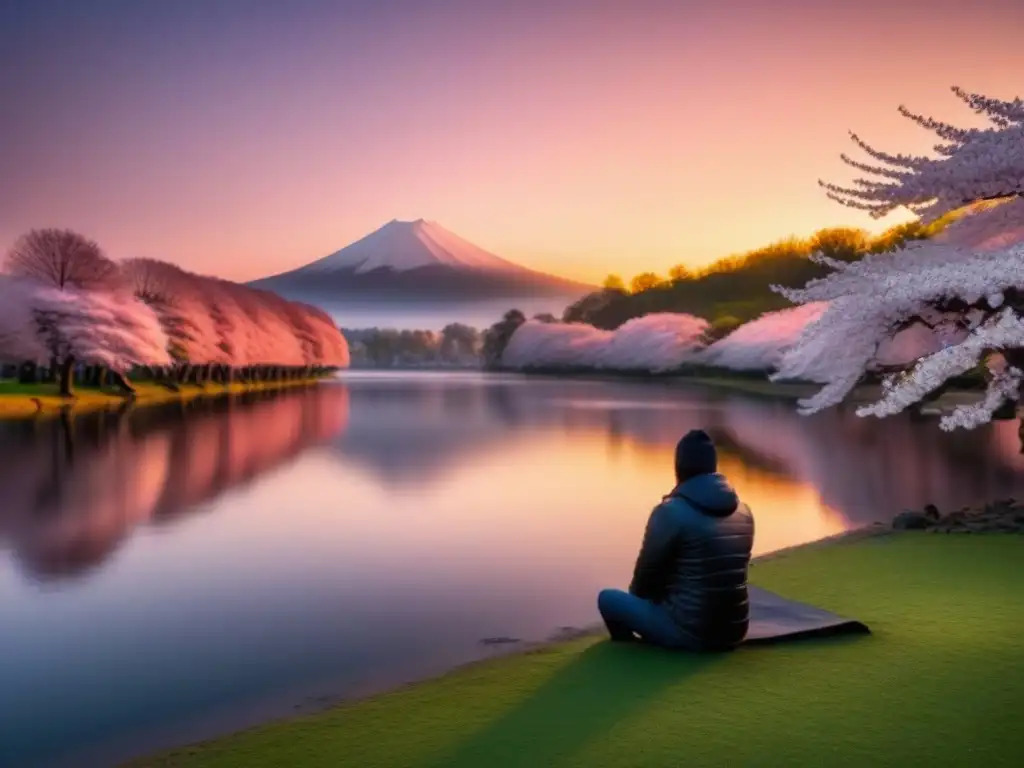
[342,324,483,368]
[559,217,961,338]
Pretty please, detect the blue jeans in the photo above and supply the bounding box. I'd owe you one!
[597,588,696,650]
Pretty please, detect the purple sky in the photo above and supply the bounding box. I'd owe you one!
[2,0,1022,282]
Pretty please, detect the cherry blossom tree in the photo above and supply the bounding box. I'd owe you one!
[273,297,325,372]
[2,230,349,395]
[592,313,707,371]
[935,196,1024,252]
[770,86,1024,441]
[501,320,606,370]
[5,229,124,382]
[0,277,48,366]
[700,300,948,379]
[4,229,122,292]
[772,241,1024,434]
[820,86,1023,222]
[501,312,707,372]
[30,286,172,396]
[224,284,305,377]
[245,287,308,373]
[699,303,829,373]
[300,303,349,369]
[122,258,222,386]
[191,276,247,377]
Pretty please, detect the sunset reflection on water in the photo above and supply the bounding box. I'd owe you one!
[2,372,1023,768]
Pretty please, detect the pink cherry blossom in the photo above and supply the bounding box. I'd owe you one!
[772,241,1024,430]
[30,285,172,370]
[4,231,350,376]
[502,313,708,372]
[821,86,1023,222]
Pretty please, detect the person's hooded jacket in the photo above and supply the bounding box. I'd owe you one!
[629,431,755,651]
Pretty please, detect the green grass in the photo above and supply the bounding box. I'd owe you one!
[134,533,1023,767]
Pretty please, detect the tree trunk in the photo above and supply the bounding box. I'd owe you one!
[18,361,37,384]
[59,356,76,398]
[155,365,180,391]
[110,369,136,396]
[59,406,76,464]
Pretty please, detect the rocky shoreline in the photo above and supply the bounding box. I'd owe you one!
[893,500,1024,533]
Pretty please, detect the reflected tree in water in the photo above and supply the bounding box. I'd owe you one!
[0,385,350,581]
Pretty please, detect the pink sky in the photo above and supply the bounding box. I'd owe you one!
[2,0,1021,284]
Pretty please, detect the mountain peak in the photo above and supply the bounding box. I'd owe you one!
[301,219,523,275]
[249,219,596,302]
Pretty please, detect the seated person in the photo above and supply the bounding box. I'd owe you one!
[598,429,755,651]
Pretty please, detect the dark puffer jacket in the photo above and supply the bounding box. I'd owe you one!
[628,472,755,651]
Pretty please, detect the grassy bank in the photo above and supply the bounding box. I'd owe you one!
[0,377,328,419]
[134,532,1022,767]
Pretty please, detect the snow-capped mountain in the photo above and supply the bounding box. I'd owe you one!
[250,219,594,302]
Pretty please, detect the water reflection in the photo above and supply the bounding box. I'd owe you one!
[8,372,1017,588]
[4,372,1024,768]
[0,385,349,582]
[333,372,1024,530]
[328,372,1024,560]
[713,396,1023,524]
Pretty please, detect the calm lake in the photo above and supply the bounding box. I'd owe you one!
[2,372,1023,767]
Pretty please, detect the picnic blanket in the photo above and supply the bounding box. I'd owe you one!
[742,586,870,645]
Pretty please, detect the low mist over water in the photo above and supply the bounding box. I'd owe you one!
[3,372,1023,767]
[319,297,570,331]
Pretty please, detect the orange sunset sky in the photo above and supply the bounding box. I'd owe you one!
[1,0,1021,285]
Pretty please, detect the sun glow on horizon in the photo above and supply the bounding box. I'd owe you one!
[2,1,1020,285]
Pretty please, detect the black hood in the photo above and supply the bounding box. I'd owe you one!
[670,472,739,517]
